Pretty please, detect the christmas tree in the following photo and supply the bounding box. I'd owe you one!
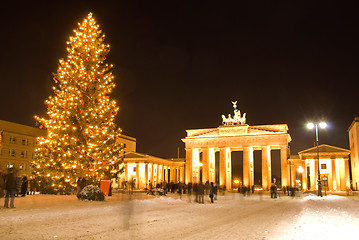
[33,13,124,194]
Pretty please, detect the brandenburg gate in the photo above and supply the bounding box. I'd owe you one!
[182,102,291,190]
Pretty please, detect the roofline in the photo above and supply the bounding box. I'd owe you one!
[298,144,350,154]
[348,117,359,132]
[119,134,136,142]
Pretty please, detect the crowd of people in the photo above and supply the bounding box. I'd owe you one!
[0,168,36,208]
[1,167,303,208]
[145,180,219,204]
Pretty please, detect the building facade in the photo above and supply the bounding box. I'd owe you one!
[289,144,350,191]
[0,120,45,175]
[117,152,185,189]
[349,117,359,190]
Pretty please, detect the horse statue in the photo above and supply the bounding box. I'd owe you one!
[222,101,246,126]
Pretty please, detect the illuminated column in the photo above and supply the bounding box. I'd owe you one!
[309,160,316,191]
[156,164,160,184]
[345,159,350,189]
[219,148,227,187]
[202,148,209,183]
[138,163,146,189]
[164,166,168,182]
[261,146,271,190]
[280,146,288,187]
[169,167,175,182]
[180,166,185,182]
[331,159,337,190]
[291,165,296,187]
[145,163,149,188]
[136,163,140,189]
[243,146,253,187]
[185,149,193,184]
[314,160,318,190]
[158,165,163,183]
[225,148,232,190]
[302,163,307,190]
[209,148,216,183]
[328,160,333,190]
[124,164,128,182]
[149,163,153,184]
[192,149,200,183]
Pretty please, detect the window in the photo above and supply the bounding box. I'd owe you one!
[321,164,327,170]
[20,150,27,158]
[133,167,137,172]
[22,138,28,145]
[10,136,16,144]
[8,149,15,157]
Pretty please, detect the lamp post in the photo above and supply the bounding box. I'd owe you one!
[307,122,327,197]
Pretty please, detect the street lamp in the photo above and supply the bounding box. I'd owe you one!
[307,122,327,197]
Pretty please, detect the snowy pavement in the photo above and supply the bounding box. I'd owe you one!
[0,192,359,240]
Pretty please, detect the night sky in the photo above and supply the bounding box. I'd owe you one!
[0,1,357,161]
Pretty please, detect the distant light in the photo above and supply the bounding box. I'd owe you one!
[319,122,327,129]
[297,166,304,173]
[307,123,315,129]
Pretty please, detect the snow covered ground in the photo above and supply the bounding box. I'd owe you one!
[1,192,359,240]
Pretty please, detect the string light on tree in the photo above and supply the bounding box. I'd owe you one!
[33,13,124,194]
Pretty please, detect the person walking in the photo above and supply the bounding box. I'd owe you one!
[209,182,215,203]
[4,168,17,208]
[213,183,218,200]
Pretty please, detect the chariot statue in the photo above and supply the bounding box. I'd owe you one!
[222,101,246,126]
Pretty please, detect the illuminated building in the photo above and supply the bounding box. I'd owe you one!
[0,120,45,175]
[117,152,185,189]
[349,117,359,190]
[182,102,291,190]
[289,145,350,191]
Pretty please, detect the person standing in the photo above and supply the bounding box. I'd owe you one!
[20,176,28,197]
[198,182,205,204]
[4,168,17,208]
[0,170,5,198]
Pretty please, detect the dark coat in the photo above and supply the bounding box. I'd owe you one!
[5,172,16,190]
[21,177,28,194]
[198,183,205,195]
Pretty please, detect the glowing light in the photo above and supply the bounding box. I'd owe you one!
[319,122,327,129]
[307,123,315,129]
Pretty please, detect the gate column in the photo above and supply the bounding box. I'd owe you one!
[243,146,254,187]
[261,146,271,190]
[185,149,192,184]
[280,145,289,187]
[219,148,231,189]
[202,148,209,183]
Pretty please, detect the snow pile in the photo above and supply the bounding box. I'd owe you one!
[77,185,105,201]
[302,193,346,201]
